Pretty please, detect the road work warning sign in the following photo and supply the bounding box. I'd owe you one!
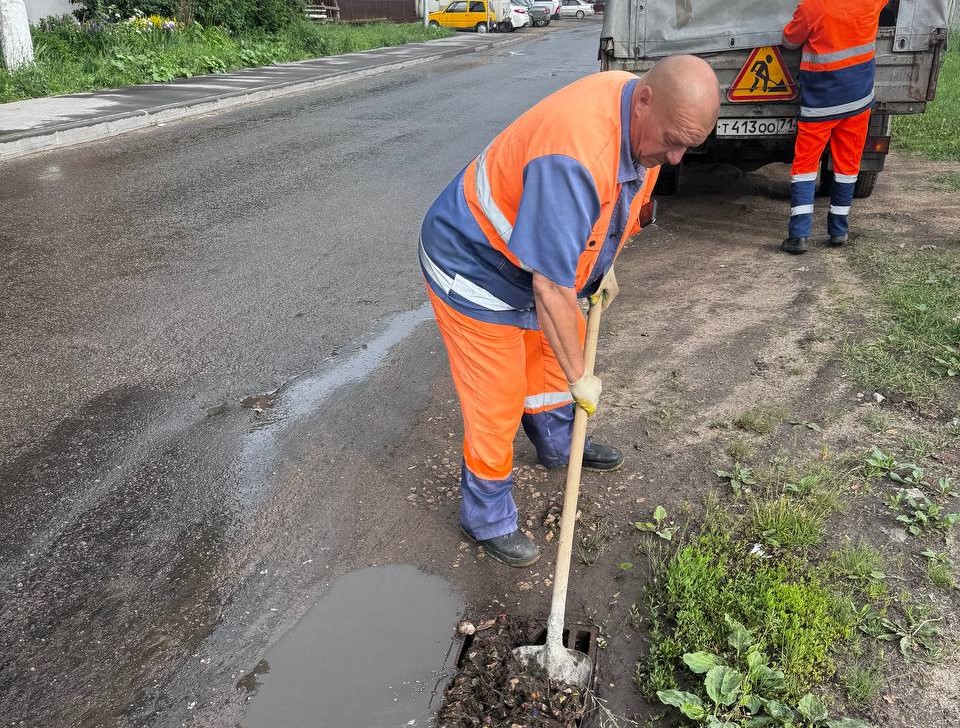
[727,45,798,102]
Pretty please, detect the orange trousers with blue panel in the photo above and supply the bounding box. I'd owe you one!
[426,287,585,541]
[789,108,870,240]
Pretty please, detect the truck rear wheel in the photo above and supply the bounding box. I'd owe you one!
[817,165,879,198]
[654,163,681,195]
[853,170,879,198]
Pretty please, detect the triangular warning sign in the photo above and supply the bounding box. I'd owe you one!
[727,45,798,102]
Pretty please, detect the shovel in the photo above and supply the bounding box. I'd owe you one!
[513,299,603,689]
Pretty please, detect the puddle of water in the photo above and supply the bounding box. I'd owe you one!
[241,565,462,728]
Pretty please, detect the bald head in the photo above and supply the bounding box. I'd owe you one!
[629,54,721,167]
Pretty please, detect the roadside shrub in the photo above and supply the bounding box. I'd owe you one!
[70,0,303,31]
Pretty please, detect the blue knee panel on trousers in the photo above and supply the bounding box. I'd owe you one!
[828,180,856,237]
[522,404,574,468]
[788,179,816,239]
[460,459,517,540]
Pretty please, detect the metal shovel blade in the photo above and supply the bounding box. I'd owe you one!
[513,641,592,689]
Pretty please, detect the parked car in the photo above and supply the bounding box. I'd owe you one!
[558,0,593,17]
[428,0,502,32]
[500,1,532,31]
[529,0,559,23]
[518,0,552,26]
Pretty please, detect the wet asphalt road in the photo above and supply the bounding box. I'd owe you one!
[0,20,604,728]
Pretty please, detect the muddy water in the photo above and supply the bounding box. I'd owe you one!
[242,565,462,728]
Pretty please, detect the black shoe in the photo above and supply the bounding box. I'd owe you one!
[829,233,849,246]
[583,440,624,472]
[460,526,540,567]
[782,237,809,254]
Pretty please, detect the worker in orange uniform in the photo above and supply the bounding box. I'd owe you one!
[419,57,720,567]
[781,0,888,254]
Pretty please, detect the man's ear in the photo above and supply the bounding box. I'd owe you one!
[636,84,654,110]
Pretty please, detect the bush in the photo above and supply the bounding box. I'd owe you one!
[70,0,304,32]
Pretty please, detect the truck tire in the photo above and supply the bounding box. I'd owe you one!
[654,163,681,195]
[818,164,879,198]
[853,170,879,198]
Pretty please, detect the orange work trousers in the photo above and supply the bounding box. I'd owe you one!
[426,286,585,540]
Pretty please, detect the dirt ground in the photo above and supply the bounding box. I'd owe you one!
[349,152,960,727]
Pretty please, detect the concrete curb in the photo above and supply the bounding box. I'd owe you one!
[0,32,528,162]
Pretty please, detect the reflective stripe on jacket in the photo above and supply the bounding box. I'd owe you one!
[783,0,887,121]
[419,71,659,329]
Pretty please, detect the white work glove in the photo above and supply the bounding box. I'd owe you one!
[569,373,602,416]
[588,267,619,311]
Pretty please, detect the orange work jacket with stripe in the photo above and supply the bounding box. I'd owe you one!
[783,0,887,121]
[419,71,659,329]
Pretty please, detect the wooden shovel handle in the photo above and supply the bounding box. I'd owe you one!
[545,300,602,646]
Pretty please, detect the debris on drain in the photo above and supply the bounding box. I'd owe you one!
[438,614,588,728]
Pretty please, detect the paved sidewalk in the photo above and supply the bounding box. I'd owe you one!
[0,32,527,161]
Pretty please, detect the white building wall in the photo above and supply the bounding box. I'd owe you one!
[25,0,74,22]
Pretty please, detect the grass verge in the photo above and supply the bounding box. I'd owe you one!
[0,18,452,102]
[842,243,960,406]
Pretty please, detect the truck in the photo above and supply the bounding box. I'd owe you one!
[599,0,953,196]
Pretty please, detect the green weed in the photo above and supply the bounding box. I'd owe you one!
[900,433,937,461]
[633,506,678,542]
[658,617,873,727]
[842,659,884,705]
[927,560,955,588]
[734,405,788,436]
[828,541,890,603]
[715,463,757,496]
[748,496,825,548]
[922,549,956,588]
[884,488,960,537]
[863,593,943,662]
[727,438,755,463]
[862,410,892,434]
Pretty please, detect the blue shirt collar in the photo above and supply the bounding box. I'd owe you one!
[618,78,645,183]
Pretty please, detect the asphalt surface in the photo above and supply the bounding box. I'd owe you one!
[0,19,605,728]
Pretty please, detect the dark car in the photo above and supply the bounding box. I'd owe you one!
[516,0,551,25]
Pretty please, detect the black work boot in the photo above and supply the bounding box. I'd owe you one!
[460,526,540,567]
[582,440,624,472]
[829,233,849,246]
[781,237,809,254]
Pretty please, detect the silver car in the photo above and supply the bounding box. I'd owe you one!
[558,0,593,17]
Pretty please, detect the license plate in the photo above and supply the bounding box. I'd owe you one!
[715,117,797,137]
